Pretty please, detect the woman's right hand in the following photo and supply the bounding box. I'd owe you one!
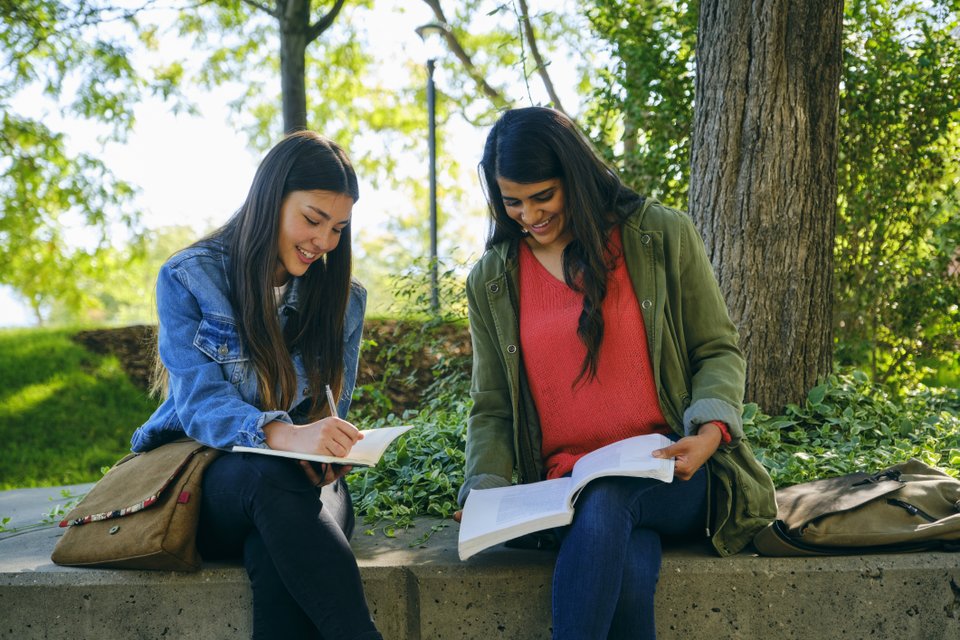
[263,417,363,458]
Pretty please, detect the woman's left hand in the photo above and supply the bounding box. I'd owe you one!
[299,460,352,489]
[652,423,724,481]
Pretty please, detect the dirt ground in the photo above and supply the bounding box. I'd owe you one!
[72,319,472,415]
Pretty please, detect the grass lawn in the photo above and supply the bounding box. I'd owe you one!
[0,327,157,490]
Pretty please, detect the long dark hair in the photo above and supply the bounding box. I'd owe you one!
[478,107,643,383]
[155,131,359,417]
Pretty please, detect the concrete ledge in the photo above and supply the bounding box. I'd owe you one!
[3,485,960,639]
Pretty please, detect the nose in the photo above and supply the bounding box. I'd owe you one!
[310,228,339,254]
[520,201,537,222]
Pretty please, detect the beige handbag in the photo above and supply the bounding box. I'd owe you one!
[51,438,221,571]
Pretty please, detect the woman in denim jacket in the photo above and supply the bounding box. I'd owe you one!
[131,131,382,640]
[457,108,775,640]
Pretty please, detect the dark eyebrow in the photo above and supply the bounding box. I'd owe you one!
[306,205,350,226]
[530,187,555,198]
[502,186,555,201]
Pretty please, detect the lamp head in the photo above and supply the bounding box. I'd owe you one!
[415,22,450,61]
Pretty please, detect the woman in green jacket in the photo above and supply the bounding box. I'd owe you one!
[457,107,775,640]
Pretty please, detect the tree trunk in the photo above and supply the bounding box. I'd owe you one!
[621,58,640,181]
[278,0,310,133]
[689,0,844,413]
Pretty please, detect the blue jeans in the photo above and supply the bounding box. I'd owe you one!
[196,453,382,640]
[551,466,708,640]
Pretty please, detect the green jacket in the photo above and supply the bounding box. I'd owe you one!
[460,198,776,556]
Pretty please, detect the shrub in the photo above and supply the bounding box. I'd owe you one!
[745,370,960,487]
[347,258,471,536]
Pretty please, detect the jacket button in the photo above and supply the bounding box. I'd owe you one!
[506,344,517,354]
[217,344,229,356]
[641,299,653,310]
[641,234,651,245]
[489,283,500,293]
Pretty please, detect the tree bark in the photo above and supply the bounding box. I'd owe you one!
[689,0,844,413]
[278,0,309,132]
[271,0,345,133]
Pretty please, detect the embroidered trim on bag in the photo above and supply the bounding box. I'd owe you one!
[58,452,195,527]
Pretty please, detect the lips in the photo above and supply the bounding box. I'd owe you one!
[527,216,555,234]
[296,246,318,263]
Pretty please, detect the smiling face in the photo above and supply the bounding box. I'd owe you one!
[274,189,353,286]
[496,177,572,253]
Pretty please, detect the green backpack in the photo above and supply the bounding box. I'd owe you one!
[753,458,960,556]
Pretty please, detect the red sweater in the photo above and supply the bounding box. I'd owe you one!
[519,228,671,479]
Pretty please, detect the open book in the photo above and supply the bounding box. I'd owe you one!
[458,433,674,561]
[232,425,414,468]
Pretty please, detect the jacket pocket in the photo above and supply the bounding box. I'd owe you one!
[194,316,246,362]
[194,316,249,385]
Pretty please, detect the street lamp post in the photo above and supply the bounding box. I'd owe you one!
[426,56,438,313]
[416,22,449,314]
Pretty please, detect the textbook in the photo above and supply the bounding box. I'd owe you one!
[457,433,674,561]
[232,425,414,468]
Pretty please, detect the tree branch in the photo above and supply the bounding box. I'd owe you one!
[240,0,277,18]
[420,0,509,108]
[308,0,347,42]
[516,0,567,117]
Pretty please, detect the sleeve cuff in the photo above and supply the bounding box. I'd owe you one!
[701,420,732,445]
[457,473,512,507]
[683,398,743,446]
[236,411,292,448]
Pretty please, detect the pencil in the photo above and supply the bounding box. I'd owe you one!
[325,384,339,419]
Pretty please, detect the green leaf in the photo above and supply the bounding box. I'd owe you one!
[807,384,828,406]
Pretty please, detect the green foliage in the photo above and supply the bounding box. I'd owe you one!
[176,0,420,161]
[173,0,484,317]
[834,0,960,387]
[0,1,190,324]
[582,0,696,209]
[349,397,468,537]
[583,0,960,386]
[347,260,471,537]
[45,225,200,326]
[0,327,156,489]
[1,1,145,137]
[0,112,141,324]
[745,370,960,488]
[353,257,471,414]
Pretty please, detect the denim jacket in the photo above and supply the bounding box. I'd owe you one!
[131,240,366,453]
[461,198,776,556]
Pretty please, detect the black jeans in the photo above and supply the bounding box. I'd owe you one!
[197,452,382,640]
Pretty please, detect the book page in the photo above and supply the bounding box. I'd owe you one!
[568,433,674,500]
[231,425,413,467]
[458,478,574,560]
[457,434,675,561]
